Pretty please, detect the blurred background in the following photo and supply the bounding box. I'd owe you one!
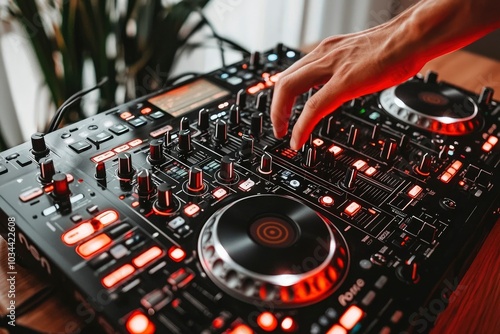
[0,0,497,151]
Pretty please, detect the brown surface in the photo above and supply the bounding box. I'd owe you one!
[0,50,499,334]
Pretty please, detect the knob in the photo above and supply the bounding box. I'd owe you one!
[380,138,398,161]
[303,146,318,168]
[148,139,164,164]
[274,42,285,60]
[396,257,420,284]
[219,155,235,183]
[479,86,494,106]
[52,173,70,198]
[438,145,449,159]
[39,157,56,183]
[424,71,438,83]
[343,166,358,190]
[322,116,337,137]
[229,104,241,126]
[214,119,228,144]
[239,134,254,159]
[118,152,135,179]
[259,153,273,174]
[399,134,409,151]
[249,51,261,71]
[255,92,268,113]
[180,117,190,131]
[31,132,49,157]
[197,108,210,131]
[187,166,204,193]
[415,153,431,176]
[251,112,264,137]
[164,130,172,147]
[371,123,380,141]
[137,169,155,197]
[347,125,359,147]
[155,183,176,212]
[177,129,192,154]
[236,89,246,109]
[95,161,106,180]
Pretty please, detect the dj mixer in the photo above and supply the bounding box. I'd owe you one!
[0,44,499,334]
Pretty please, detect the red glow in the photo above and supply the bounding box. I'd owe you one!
[62,222,95,246]
[128,139,143,147]
[339,305,364,330]
[120,111,133,120]
[132,246,163,268]
[408,184,423,199]
[168,246,186,262]
[96,210,119,226]
[247,83,266,95]
[125,311,155,334]
[344,202,361,216]
[281,317,296,332]
[76,234,111,258]
[102,264,135,288]
[326,324,347,334]
[230,324,253,334]
[141,107,152,115]
[132,201,140,208]
[257,312,278,332]
[184,203,200,217]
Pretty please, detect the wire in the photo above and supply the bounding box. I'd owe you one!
[47,77,109,133]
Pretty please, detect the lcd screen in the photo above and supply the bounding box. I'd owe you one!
[148,79,230,117]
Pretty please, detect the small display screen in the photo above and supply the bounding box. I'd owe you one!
[148,79,230,117]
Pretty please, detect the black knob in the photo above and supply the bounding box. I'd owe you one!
[259,153,273,174]
[149,139,164,164]
[236,89,247,109]
[347,125,359,147]
[396,258,420,284]
[479,86,494,106]
[415,153,432,176]
[164,130,172,147]
[219,155,235,183]
[322,116,337,137]
[214,119,228,144]
[197,108,210,131]
[118,152,135,179]
[187,166,204,193]
[438,145,449,159]
[31,132,49,157]
[229,104,241,126]
[137,169,155,197]
[380,138,398,161]
[371,123,380,141]
[251,112,264,137]
[177,129,192,154]
[399,134,409,151]
[180,117,190,131]
[239,134,254,159]
[343,166,358,190]
[274,42,285,60]
[95,161,106,180]
[52,173,70,197]
[424,70,438,83]
[156,183,176,212]
[249,51,261,71]
[39,157,56,183]
[255,92,268,113]
[303,146,318,168]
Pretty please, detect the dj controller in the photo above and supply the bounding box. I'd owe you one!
[1,44,499,334]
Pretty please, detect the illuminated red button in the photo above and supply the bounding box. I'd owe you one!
[62,222,95,246]
[451,160,463,170]
[212,187,228,200]
[19,188,43,202]
[352,160,367,170]
[96,210,119,226]
[230,324,254,334]
[128,139,143,147]
[168,246,186,262]
[482,142,493,152]
[184,203,200,217]
[133,246,163,268]
[339,305,364,330]
[320,195,334,207]
[407,184,423,199]
[76,234,111,258]
[140,107,152,115]
[131,201,140,208]
[114,144,130,153]
[239,179,255,192]
[247,83,265,95]
[102,264,135,288]
[257,312,278,332]
[150,125,173,138]
[447,167,457,175]
[313,138,324,147]
[440,172,452,183]
[344,202,361,217]
[328,145,343,156]
[487,135,498,146]
[326,324,347,334]
[120,111,133,120]
[364,167,377,176]
[125,311,155,334]
[91,151,116,163]
[281,317,296,332]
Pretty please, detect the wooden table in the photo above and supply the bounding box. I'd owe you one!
[0,50,499,334]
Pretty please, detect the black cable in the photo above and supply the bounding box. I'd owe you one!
[47,77,109,133]
[195,8,226,67]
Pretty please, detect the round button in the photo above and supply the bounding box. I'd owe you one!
[370,253,387,266]
[289,180,300,188]
[61,132,71,139]
[440,197,457,210]
[359,259,372,270]
[319,196,334,207]
[88,125,98,130]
